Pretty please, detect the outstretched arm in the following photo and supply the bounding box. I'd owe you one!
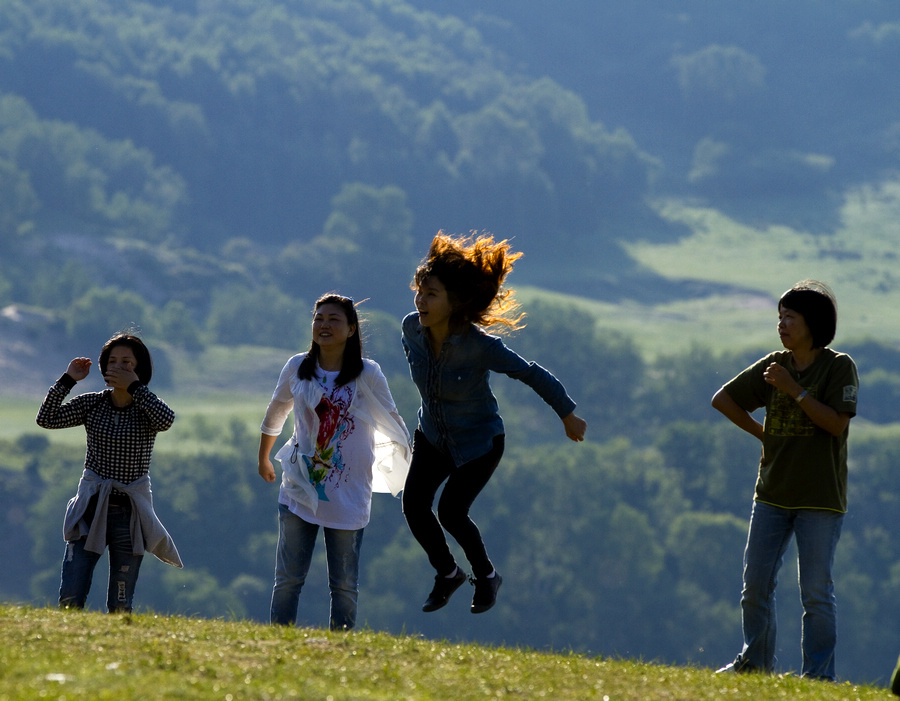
[711,388,764,441]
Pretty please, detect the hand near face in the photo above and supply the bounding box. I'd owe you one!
[103,365,140,389]
[103,345,140,390]
[66,357,93,381]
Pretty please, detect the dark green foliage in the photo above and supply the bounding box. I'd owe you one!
[841,340,900,423]
[205,283,307,349]
[498,300,644,442]
[156,300,205,352]
[65,287,156,348]
[0,0,655,329]
[0,93,184,240]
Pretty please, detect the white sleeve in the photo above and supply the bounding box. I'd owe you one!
[260,356,299,435]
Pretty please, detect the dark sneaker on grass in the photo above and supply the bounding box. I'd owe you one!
[715,659,757,675]
[422,569,468,612]
[470,572,502,613]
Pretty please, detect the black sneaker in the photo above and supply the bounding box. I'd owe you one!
[422,568,468,612]
[715,658,757,675]
[470,572,502,613]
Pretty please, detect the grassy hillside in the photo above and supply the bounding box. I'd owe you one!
[618,188,900,355]
[0,605,890,700]
[511,180,900,363]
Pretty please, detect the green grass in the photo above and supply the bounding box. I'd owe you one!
[0,605,889,700]
[0,398,44,443]
[161,392,275,455]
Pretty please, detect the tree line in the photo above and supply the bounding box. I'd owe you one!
[0,0,654,299]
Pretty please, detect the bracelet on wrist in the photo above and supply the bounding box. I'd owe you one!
[795,389,809,404]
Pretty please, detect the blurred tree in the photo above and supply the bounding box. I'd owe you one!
[4,95,186,241]
[505,299,643,441]
[0,154,38,245]
[654,421,756,515]
[638,345,751,433]
[206,283,306,348]
[323,183,414,260]
[275,183,416,314]
[665,511,747,597]
[65,286,157,348]
[156,299,205,352]
[25,259,94,311]
[357,307,407,378]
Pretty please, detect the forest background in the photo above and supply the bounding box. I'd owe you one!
[1,0,900,687]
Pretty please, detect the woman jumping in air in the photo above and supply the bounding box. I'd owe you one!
[401,232,587,614]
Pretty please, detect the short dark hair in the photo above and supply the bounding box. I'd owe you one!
[99,333,154,385]
[779,280,837,348]
[297,293,364,386]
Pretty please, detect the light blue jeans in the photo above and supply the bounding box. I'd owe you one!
[270,503,364,631]
[734,501,844,680]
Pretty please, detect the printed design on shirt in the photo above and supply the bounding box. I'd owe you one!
[843,385,858,404]
[303,384,354,501]
[766,388,816,437]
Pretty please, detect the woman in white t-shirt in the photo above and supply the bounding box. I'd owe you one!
[257,293,410,630]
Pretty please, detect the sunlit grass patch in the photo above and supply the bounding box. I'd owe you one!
[0,605,888,700]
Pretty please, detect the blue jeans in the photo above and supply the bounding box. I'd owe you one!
[734,501,844,680]
[59,500,144,613]
[270,503,364,631]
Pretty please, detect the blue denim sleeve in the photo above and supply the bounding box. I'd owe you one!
[483,335,576,418]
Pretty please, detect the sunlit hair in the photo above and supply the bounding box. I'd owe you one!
[779,279,838,348]
[99,332,153,385]
[412,231,525,333]
[297,293,364,386]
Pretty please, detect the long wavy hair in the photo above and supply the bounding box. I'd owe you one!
[297,293,364,386]
[412,231,525,333]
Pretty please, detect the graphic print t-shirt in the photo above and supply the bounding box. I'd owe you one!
[281,369,375,529]
[723,348,858,512]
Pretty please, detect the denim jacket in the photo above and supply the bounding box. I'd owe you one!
[402,312,576,466]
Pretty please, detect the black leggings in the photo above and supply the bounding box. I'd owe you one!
[401,430,504,579]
